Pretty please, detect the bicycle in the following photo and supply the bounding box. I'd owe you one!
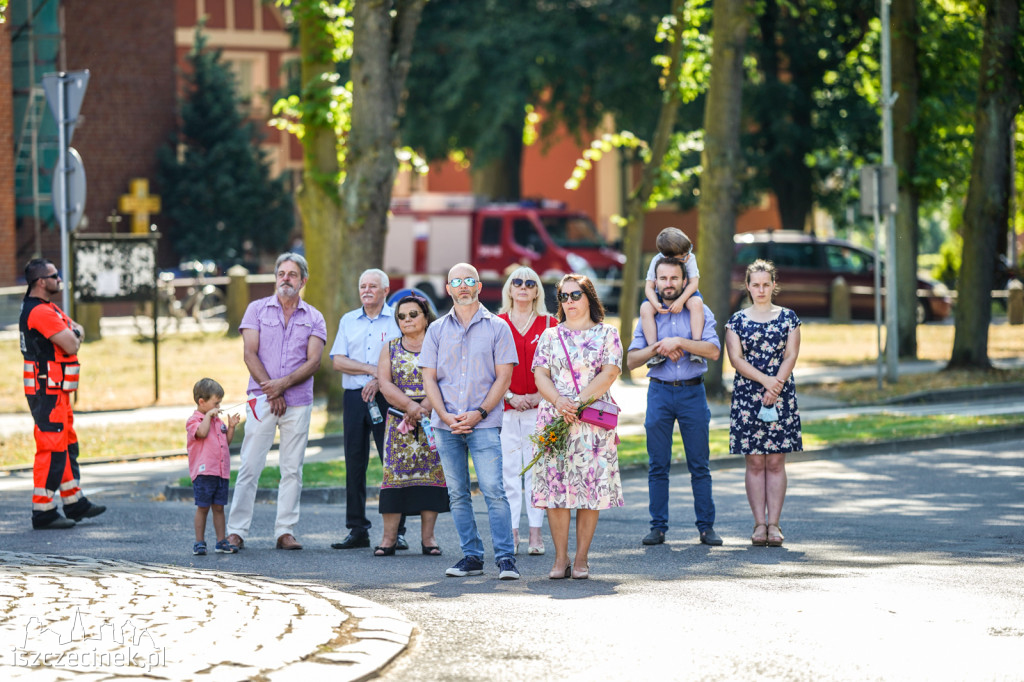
[133,261,226,337]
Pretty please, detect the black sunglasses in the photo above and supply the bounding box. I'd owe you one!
[557,291,585,303]
[397,310,421,321]
[449,277,477,288]
[512,278,537,288]
[34,272,61,284]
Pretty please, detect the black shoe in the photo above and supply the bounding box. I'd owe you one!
[395,534,409,551]
[331,532,370,549]
[33,517,76,530]
[67,503,106,522]
[700,528,724,546]
[642,529,666,545]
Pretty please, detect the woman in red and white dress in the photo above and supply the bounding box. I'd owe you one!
[498,266,557,556]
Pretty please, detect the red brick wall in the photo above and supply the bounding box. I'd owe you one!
[62,0,177,237]
[0,21,16,284]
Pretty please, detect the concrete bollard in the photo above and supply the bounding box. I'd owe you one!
[76,302,103,341]
[829,276,851,323]
[1008,279,1023,325]
[226,265,250,336]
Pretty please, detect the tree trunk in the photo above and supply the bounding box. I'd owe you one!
[892,0,920,358]
[294,0,425,408]
[698,0,749,399]
[617,0,687,380]
[471,124,523,201]
[949,0,1020,368]
[295,5,346,404]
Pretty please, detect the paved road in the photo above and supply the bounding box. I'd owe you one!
[1,438,1021,680]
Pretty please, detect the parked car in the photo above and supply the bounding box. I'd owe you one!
[731,231,953,323]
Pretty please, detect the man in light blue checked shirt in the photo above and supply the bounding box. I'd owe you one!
[329,269,406,551]
[420,263,521,580]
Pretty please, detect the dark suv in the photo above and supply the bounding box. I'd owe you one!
[732,231,953,323]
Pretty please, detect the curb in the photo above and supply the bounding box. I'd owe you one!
[162,424,1024,504]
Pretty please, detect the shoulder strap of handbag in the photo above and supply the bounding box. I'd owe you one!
[556,327,583,395]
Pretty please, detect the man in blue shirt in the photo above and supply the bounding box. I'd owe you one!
[329,269,406,550]
[627,257,724,546]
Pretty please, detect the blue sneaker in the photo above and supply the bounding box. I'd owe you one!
[497,556,520,580]
[445,555,484,577]
[215,539,239,554]
[192,541,207,556]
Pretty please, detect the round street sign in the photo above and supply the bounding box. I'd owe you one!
[51,147,87,231]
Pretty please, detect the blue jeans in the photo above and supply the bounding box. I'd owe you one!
[436,427,515,561]
[645,382,716,533]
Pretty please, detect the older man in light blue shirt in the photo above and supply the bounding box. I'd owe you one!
[421,263,520,580]
[329,268,403,550]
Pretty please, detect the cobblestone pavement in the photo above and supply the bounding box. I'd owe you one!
[0,551,412,681]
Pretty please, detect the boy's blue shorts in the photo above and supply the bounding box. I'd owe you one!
[193,474,229,507]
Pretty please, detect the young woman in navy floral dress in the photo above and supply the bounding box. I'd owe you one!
[725,260,802,547]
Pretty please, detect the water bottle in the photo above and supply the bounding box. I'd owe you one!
[420,417,438,453]
[366,399,383,424]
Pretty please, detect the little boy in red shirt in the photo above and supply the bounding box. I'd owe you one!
[187,378,240,555]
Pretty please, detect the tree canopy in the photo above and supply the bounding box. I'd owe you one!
[157,30,293,263]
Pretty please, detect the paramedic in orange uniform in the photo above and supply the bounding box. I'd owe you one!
[19,258,106,529]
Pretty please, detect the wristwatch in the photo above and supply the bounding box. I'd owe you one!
[477,407,488,419]
[505,391,515,402]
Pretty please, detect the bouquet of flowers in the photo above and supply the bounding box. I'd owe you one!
[521,398,594,476]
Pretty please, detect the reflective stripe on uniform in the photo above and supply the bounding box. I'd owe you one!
[32,500,58,511]
[59,489,82,503]
[59,479,80,492]
[23,362,37,393]
[61,364,80,391]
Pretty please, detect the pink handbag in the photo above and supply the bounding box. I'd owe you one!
[557,328,619,430]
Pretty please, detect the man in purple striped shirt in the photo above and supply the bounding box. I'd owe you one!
[226,253,327,552]
[421,263,521,580]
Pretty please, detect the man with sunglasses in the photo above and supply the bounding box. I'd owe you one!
[20,258,106,529]
[329,268,407,551]
[626,257,725,547]
[420,263,521,580]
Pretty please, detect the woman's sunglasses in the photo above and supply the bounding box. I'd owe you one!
[512,278,537,288]
[557,291,585,303]
[449,277,477,288]
[397,310,421,321]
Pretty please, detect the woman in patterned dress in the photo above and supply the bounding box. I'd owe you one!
[533,274,623,579]
[375,295,449,556]
[725,260,802,547]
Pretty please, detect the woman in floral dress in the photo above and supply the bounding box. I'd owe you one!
[533,274,623,579]
[725,260,802,547]
[375,295,449,556]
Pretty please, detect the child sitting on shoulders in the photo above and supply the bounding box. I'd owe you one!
[641,227,705,367]
[187,377,241,556]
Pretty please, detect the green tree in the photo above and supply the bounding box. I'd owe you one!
[157,30,293,263]
[697,0,749,397]
[402,0,670,200]
[949,0,1021,367]
[272,0,425,402]
[744,0,877,233]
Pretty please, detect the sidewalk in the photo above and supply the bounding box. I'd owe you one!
[0,550,412,681]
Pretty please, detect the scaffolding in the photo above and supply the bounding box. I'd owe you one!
[10,0,62,256]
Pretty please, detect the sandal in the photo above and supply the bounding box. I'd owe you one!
[373,545,396,556]
[751,524,768,546]
[421,543,442,556]
[767,525,784,547]
[571,562,590,580]
[548,564,571,580]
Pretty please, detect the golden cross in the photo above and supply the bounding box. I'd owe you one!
[105,210,123,233]
[118,178,161,234]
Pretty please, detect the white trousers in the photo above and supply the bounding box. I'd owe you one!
[500,408,545,529]
[227,401,312,541]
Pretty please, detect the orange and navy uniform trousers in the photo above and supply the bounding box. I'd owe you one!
[19,296,91,527]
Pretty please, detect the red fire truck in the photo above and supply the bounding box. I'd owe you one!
[384,195,625,309]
